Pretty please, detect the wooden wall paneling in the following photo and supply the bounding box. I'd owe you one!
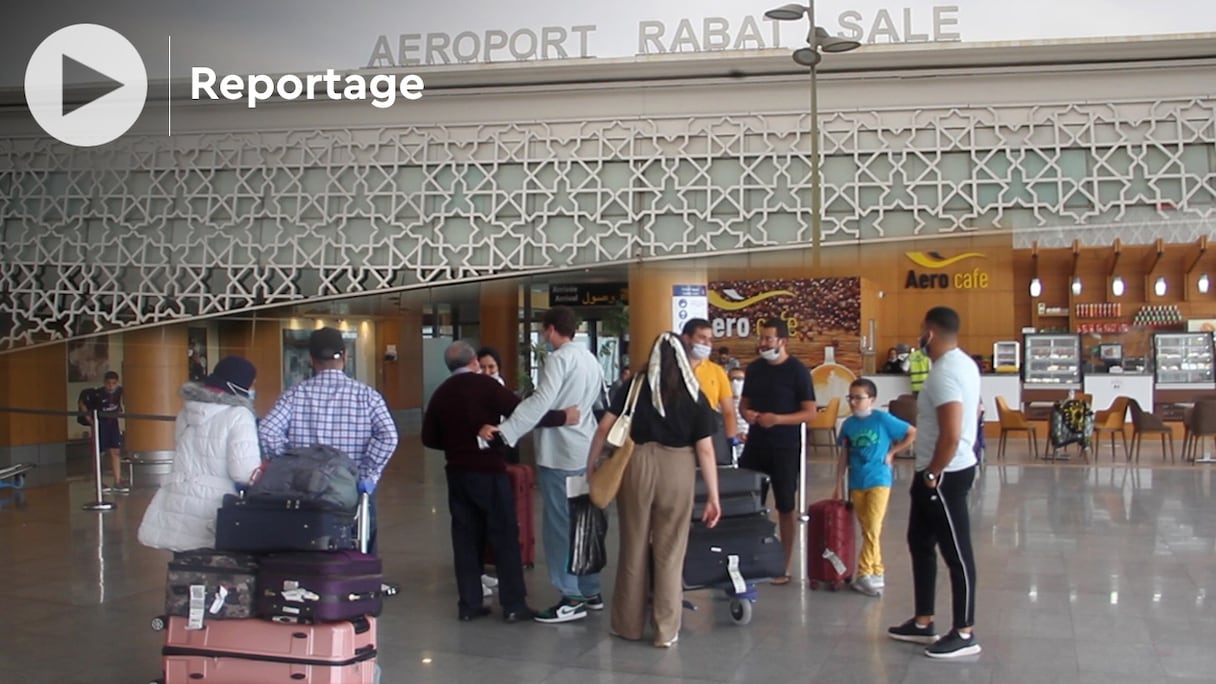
[0,343,68,448]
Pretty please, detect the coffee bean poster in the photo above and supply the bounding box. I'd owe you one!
[707,278,862,373]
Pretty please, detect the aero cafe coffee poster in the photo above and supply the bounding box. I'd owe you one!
[708,278,862,403]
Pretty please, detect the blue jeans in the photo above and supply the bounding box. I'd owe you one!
[538,465,602,600]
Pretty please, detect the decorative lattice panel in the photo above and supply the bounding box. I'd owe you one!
[2,96,1214,349]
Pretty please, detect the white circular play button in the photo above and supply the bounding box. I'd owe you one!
[24,24,148,147]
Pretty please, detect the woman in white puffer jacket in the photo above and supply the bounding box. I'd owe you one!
[138,356,262,551]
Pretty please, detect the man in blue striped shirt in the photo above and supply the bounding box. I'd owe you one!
[259,327,399,553]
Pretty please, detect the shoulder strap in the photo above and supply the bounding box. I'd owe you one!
[621,376,644,417]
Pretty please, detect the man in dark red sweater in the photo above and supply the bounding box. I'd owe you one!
[423,341,577,622]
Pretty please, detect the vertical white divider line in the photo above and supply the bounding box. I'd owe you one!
[167,34,171,136]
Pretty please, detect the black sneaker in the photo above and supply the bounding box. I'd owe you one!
[533,597,587,624]
[887,618,938,644]
[925,630,981,659]
[584,594,605,611]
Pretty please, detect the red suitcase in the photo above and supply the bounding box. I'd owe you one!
[161,615,376,684]
[483,463,536,568]
[806,498,855,590]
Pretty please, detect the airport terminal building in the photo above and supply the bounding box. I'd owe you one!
[3,7,1216,681]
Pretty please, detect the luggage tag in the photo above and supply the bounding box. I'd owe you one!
[566,474,589,498]
[822,548,847,576]
[187,585,207,630]
[279,580,321,603]
[726,555,747,595]
[208,585,229,615]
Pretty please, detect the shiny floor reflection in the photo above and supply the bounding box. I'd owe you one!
[2,437,1216,683]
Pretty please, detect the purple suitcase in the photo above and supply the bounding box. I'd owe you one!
[257,551,383,624]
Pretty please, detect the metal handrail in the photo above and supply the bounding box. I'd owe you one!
[0,406,176,512]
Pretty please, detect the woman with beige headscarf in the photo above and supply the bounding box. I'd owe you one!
[587,332,721,647]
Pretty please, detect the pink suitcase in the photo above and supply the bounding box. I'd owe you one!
[161,615,376,684]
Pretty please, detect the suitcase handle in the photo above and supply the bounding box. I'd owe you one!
[356,492,371,554]
[346,591,380,602]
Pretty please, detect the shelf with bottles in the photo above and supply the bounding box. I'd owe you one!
[1075,302,1123,320]
[1133,305,1182,327]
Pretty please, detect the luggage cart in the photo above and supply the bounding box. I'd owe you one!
[682,577,762,626]
[0,463,35,490]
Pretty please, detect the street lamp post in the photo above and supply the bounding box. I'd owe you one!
[765,3,860,267]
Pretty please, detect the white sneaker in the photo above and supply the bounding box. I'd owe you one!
[481,574,499,589]
[482,583,493,598]
[851,575,881,597]
[870,574,885,588]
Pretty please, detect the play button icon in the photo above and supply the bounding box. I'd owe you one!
[25,24,148,147]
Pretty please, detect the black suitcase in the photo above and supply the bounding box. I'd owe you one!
[683,515,785,589]
[692,492,764,520]
[214,495,357,553]
[695,467,767,499]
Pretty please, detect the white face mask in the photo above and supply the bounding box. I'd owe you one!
[853,407,872,418]
[691,343,712,360]
[759,348,780,362]
[730,379,744,396]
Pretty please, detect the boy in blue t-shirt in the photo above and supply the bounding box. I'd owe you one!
[833,379,916,597]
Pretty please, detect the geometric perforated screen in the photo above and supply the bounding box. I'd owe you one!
[2,95,1214,349]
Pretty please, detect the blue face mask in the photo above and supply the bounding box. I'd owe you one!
[543,341,555,353]
[246,389,256,402]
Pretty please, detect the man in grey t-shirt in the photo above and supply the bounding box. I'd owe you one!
[480,306,605,624]
[887,306,982,659]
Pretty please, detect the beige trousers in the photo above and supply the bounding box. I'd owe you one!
[611,442,696,644]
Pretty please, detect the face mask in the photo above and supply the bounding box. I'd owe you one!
[246,389,256,401]
[918,334,930,355]
[759,348,780,362]
[853,407,872,418]
[543,341,555,353]
[228,381,254,400]
[691,343,712,360]
[730,379,744,396]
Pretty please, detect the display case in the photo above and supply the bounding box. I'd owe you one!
[993,341,1021,373]
[1153,332,1215,389]
[1023,334,1082,387]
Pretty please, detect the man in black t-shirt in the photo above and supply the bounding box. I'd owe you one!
[738,319,817,584]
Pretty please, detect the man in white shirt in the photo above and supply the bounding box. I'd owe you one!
[887,306,982,659]
[480,306,605,624]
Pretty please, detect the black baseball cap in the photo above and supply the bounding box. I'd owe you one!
[309,327,345,360]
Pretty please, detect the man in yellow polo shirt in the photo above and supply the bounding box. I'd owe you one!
[681,318,741,464]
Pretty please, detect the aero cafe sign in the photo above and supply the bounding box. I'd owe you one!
[903,251,990,289]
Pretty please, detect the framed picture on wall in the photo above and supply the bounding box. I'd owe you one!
[67,337,110,383]
[282,329,358,390]
[188,327,208,381]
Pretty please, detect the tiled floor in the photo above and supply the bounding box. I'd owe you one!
[2,436,1216,683]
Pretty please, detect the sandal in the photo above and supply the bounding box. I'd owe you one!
[770,574,792,586]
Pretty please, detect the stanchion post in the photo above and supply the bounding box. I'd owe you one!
[82,408,114,512]
[799,422,809,522]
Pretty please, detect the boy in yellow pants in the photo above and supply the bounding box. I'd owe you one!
[833,379,916,596]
